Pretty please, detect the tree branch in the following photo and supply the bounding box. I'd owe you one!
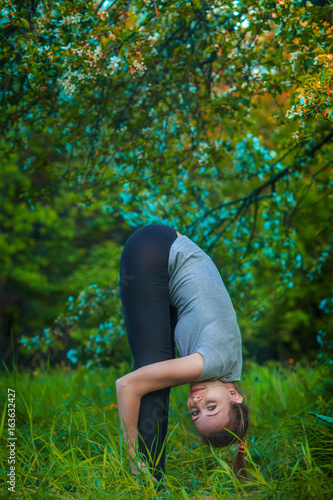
[187,127,333,233]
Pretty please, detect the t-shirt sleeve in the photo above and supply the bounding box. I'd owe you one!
[195,344,242,383]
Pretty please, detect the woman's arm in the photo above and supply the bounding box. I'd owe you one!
[116,352,203,471]
[115,377,141,470]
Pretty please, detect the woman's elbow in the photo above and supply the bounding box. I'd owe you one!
[115,377,124,390]
[116,375,129,391]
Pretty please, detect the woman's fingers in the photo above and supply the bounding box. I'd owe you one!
[131,461,171,495]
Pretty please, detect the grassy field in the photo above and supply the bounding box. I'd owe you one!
[0,359,332,499]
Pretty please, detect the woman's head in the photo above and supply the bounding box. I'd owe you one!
[187,380,249,477]
[187,380,244,436]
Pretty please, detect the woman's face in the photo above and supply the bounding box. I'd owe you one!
[186,380,243,435]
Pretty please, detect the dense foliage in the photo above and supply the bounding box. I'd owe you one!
[1,0,332,368]
[0,156,129,367]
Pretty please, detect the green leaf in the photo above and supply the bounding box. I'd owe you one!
[312,47,325,54]
[308,412,333,427]
[20,18,30,30]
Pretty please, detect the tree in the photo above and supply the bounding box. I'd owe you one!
[1,0,332,366]
[0,152,127,367]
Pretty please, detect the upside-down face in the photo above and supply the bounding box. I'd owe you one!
[186,380,243,435]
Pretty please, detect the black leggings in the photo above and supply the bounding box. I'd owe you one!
[119,224,179,480]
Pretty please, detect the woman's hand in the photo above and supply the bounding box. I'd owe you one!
[130,458,157,481]
[130,456,171,496]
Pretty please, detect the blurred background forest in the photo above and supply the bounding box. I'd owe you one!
[0,0,332,373]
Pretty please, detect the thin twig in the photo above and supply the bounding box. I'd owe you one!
[286,160,333,227]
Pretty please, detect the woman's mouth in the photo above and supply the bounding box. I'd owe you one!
[191,388,204,394]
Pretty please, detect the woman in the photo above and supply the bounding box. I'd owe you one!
[116,224,249,485]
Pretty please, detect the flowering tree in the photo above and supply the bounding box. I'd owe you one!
[1,0,332,367]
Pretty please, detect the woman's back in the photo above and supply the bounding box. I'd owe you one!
[168,234,243,383]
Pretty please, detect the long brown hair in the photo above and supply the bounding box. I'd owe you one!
[200,399,249,479]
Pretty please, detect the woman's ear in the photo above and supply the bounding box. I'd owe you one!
[229,388,243,403]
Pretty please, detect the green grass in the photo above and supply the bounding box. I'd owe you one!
[0,359,332,499]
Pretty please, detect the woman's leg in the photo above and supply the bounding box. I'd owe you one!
[119,224,178,480]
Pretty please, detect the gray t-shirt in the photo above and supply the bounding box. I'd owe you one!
[168,235,242,382]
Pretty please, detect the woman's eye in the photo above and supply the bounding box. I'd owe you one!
[191,405,216,417]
